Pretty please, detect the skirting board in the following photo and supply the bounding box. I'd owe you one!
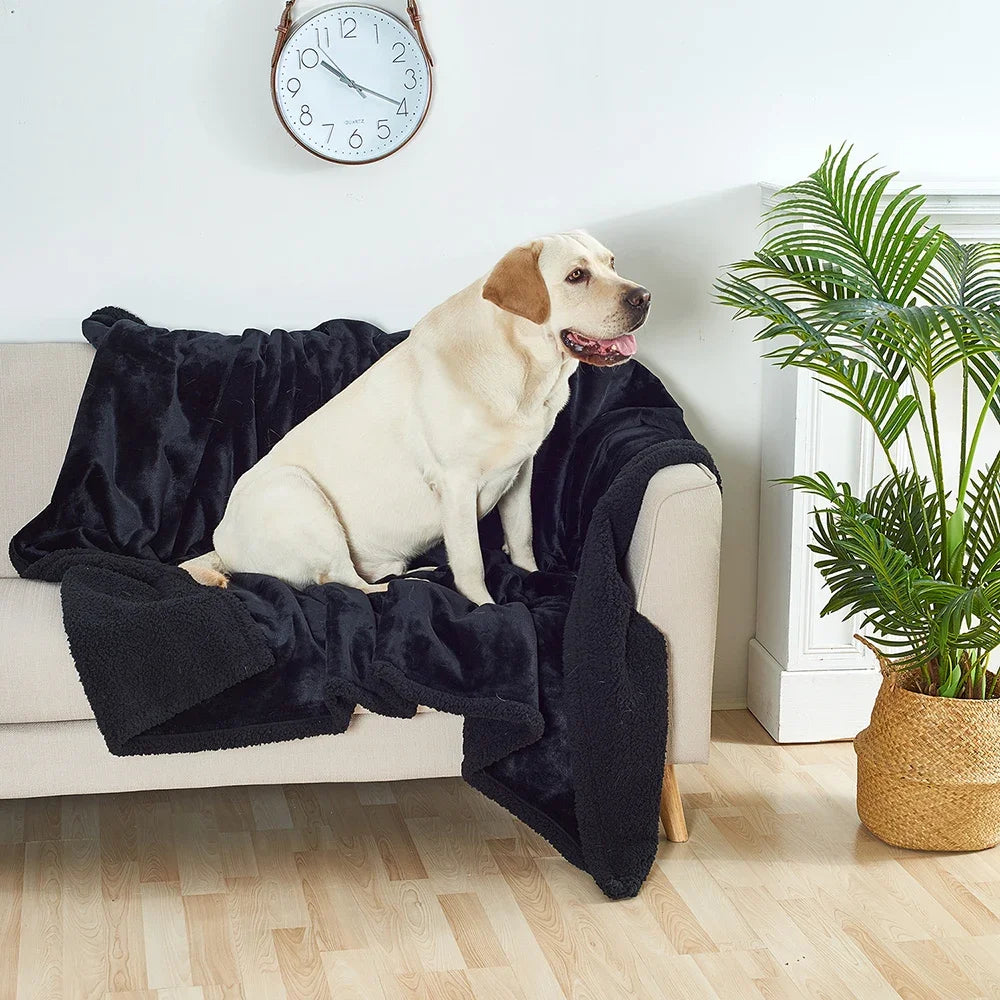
[748,638,881,744]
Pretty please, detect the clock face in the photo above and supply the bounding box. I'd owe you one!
[273,5,431,164]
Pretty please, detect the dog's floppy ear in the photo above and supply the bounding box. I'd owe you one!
[482,241,550,325]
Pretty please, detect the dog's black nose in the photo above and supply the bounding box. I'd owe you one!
[625,286,651,309]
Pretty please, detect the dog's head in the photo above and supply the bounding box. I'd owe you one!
[482,231,650,366]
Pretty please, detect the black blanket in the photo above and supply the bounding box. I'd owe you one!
[11,307,715,899]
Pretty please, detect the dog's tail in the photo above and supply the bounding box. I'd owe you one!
[179,550,230,589]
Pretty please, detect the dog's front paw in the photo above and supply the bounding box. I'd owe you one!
[506,549,538,574]
[457,582,496,606]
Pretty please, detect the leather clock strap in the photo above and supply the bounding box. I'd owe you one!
[405,1,434,67]
[271,1,295,69]
[272,1,434,69]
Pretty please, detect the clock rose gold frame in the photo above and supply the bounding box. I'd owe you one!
[270,1,434,165]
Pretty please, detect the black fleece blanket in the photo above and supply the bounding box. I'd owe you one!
[11,307,715,899]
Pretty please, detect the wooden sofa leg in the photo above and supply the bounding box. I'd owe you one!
[660,763,688,842]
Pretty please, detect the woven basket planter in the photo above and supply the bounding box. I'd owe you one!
[855,665,1000,852]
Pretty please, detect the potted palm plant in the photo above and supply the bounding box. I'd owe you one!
[719,146,1000,851]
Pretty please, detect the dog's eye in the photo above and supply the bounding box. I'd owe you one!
[566,268,588,284]
[609,257,615,271]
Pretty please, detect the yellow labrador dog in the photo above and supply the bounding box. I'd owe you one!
[181,231,650,605]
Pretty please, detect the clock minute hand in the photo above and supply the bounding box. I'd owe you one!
[353,82,402,106]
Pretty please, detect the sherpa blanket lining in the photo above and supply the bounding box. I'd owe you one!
[10,307,717,899]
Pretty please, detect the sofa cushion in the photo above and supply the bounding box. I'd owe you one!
[0,579,91,723]
[0,578,424,724]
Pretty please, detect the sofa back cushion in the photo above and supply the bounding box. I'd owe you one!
[0,343,93,576]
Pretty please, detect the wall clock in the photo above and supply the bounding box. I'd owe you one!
[270,2,433,164]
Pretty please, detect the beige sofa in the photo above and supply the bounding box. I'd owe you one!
[0,342,722,839]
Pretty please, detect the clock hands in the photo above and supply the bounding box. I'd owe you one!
[316,44,401,108]
[317,47,366,98]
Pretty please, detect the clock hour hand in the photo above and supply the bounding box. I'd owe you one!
[317,48,366,98]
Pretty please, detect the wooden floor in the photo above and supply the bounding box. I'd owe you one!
[4,711,1000,1000]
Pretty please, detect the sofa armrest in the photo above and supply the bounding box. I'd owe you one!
[625,463,721,764]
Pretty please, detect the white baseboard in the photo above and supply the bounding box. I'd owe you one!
[747,638,881,744]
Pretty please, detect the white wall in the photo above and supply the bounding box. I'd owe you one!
[4,0,1000,708]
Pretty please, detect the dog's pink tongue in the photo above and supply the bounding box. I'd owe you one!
[604,334,637,356]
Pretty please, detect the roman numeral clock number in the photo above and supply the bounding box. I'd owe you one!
[270,2,433,164]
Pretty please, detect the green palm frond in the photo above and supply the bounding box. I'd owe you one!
[968,351,1000,425]
[757,329,918,452]
[777,472,842,503]
[808,504,936,659]
[729,252,871,306]
[807,490,1000,666]
[927,578,1000,652]
[817,299,1000,380]
[759,144,944,305]
[714,275,827,339]
[863,471,940,570]
[919,236,1000,308]
[963,452,1000,584]
[815,361,918,449]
